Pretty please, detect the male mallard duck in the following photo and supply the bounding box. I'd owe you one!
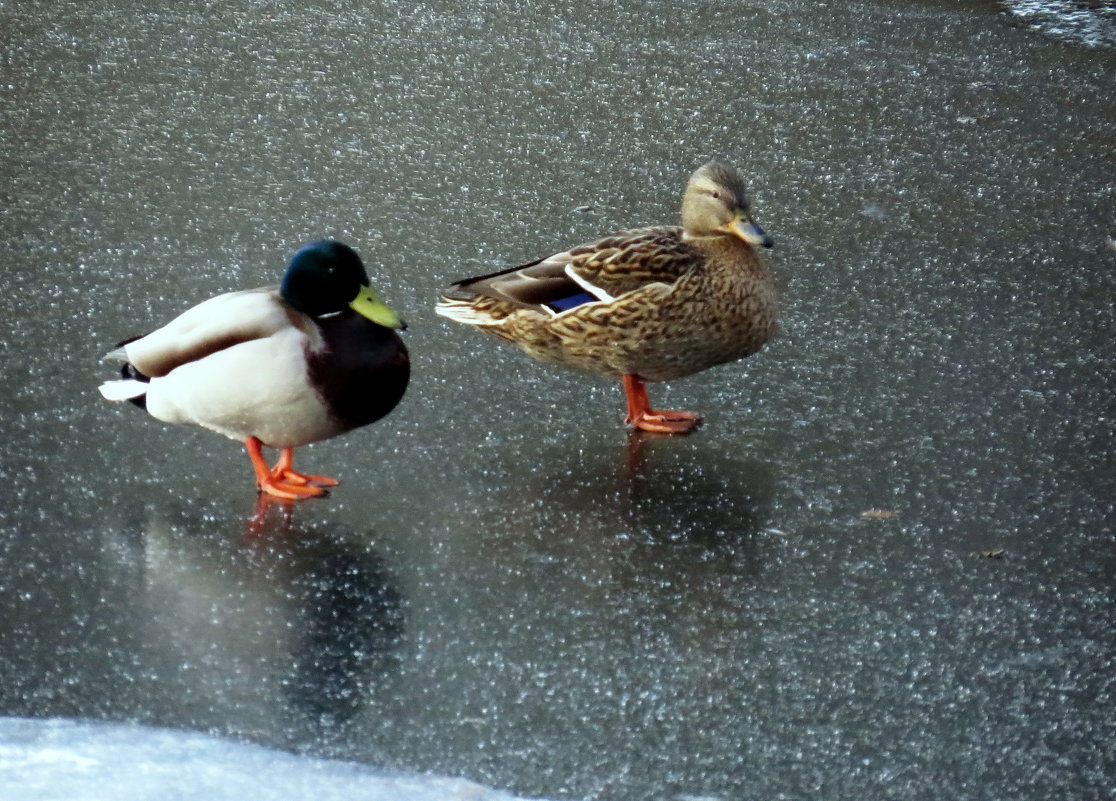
[99,240,409,499]
[435,161,776,434]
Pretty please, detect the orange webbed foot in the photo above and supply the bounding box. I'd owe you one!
[271,469,339,488]
[258,475,330,500]
[621,374,703,436]
[244,439,335,500]
[270,448,339,489]
[629,409,703,435]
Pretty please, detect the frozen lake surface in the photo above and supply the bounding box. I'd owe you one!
[1,0,1114,800]
[1002,0,1116,47]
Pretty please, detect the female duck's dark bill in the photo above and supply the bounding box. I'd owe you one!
[731,217,774,249]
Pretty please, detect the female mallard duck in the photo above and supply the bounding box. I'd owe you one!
[99,240,410,499]
[435,161,776,434]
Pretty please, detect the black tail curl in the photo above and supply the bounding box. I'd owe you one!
[120,362,149,410]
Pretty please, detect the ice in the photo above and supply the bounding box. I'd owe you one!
[2,0,1114,799]
[1001,0,1116,47]
[0,717,541,801]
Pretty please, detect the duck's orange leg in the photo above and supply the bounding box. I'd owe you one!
[621,374,702,435]
[244,437,329,499]
[270,447,340,488]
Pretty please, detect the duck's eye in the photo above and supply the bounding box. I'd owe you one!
[710,190,722,200]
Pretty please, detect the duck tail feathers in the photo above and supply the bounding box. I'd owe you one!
[98,378,148,402]
[99,361,150,406]
[434,297,507,326]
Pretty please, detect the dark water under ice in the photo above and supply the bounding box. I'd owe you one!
[1,1,1114,799]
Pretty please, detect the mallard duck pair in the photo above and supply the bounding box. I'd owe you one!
[100,161,776,498]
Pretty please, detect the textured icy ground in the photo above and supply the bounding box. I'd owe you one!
[1,1,1114,800]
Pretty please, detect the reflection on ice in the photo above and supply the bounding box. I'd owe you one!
[0,717,539,801]
[135,501,405,734]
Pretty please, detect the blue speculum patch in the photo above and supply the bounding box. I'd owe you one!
[545,291,597,312]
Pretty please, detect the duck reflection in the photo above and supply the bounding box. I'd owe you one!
[256,509,403,724]
[472,428,776,570]
[619,430,774,552]
[132,497,403,738]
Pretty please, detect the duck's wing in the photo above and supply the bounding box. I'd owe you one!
[116,287,303,378]
[561,225,700,298]
[440,226,700,318]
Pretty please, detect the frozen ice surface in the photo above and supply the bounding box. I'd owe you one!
[2,0,1115,800]
[1002,0,1116,47]
[0,717,539,801]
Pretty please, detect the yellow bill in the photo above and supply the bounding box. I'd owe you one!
[350,286,404,329]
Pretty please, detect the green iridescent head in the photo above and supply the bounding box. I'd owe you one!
[281,240,403,328]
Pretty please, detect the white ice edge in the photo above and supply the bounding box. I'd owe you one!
[0,717,552,801]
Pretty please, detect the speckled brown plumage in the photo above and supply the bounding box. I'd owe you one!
[435,161,777,434]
